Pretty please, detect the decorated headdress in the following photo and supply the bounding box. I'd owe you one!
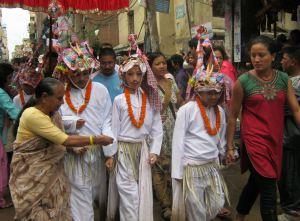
[119,34,161,112]
[53,41,100,78]
[12,46,43,89]
[186,25,232,105]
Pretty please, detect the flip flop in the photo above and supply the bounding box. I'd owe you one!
[217,208,232,219]
[0,199,13,209]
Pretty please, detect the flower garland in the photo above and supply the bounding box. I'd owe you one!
[196,96,220,136]
[19,90,25,107]
[65,80,92,114]
[125,87,147,128]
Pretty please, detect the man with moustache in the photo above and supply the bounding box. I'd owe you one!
[93,47,123,102]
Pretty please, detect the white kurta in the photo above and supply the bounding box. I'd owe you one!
[171,101,227,221]
[112,88,163,221]
[172,101,226,180]
[13,92,32,109]
[59,81,116,221]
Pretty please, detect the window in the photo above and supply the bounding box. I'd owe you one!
[128,10,135,34]
[213,0,225,18]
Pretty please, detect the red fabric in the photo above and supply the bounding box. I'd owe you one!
[0,0,129,13]
[240,92,286,179]
[220,60,237,83]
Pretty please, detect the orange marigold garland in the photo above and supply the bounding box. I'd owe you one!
[66,80,92,114]
[196,96,221,136]
[19,90,25,106]
[125,87,147,128]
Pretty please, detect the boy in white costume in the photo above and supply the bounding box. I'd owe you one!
[54,42,115,221]
[13,66,43,109]
[172,36,229,221]
[112,35,163,221]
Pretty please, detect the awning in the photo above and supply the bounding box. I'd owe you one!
[0,0,129,14]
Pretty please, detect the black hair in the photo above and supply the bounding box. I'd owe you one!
[13,78,62,136]
[213,45,229,60]
[101,42,113,49]
[247,35,278,54]
[170,54,184,68]
[188,38,198,49]
[99,47,116,60]
[282,46,300,64]
[147,52,166,68]
[0,63,14,89]
[289,29,300,46]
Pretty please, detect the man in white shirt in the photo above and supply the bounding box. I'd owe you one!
[56,43,116,221]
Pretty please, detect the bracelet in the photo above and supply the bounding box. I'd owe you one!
[227,147,234,151]
[89,136,94,146]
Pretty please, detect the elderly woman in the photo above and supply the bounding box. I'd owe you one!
[10,78,113,221]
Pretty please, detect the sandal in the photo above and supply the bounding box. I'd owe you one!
[217,208,232,219]
[0,199,13,209]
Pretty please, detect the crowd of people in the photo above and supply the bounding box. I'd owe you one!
[0,28,299,221]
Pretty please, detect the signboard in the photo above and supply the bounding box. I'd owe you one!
[298,5,300,28]
[175,4,186,19]
[191,22,213,39]
[233,0,241,62]
[156,0,170,13]
[139,0,170,14]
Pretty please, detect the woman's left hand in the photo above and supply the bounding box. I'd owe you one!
[148,153,158,165]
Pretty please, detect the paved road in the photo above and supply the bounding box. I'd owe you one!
[0,163,263,221]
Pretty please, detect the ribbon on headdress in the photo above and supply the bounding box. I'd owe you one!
[119,55,147,75]
[120,34,161,112]
[186,25,232,105]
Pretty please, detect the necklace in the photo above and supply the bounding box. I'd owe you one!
[252,71,278,100]
[125,87,147,128]
[196,96,220,136]
[19,90,25,106]
[65,80,92,114]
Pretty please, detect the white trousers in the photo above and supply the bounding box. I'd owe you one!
[185,176,225,221]
[66,153,107,221]
[116,151,139,221]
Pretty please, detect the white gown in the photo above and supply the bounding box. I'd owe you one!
[59,81,116,221]
[112,88,163,221]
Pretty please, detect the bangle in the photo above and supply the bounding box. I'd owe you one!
[89,136,94,145]
[227,147,234,151]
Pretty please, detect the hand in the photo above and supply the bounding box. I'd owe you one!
[95,135,114,146]
[148,153,158,165]
[161,114,167,123]
[225,149,235,165]
[105,157,115,171]
[76,119,85,129]
[72,146,89,155]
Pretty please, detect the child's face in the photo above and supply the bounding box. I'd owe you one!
[125,65,143,91]
[197,90,222,107]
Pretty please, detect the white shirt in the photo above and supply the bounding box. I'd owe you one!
[59,81,116,157]
[171,101,226,179]
[13,92,32,109]
[112,88,163,155]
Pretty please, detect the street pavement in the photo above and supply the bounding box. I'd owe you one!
[0,162,264,221]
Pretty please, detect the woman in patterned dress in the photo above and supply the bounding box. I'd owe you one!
[148,52,181,219]
[226,36,300,221]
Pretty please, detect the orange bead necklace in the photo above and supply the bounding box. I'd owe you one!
[124,87,147,128]
[196,96,221,136]
[65,80,92,114]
